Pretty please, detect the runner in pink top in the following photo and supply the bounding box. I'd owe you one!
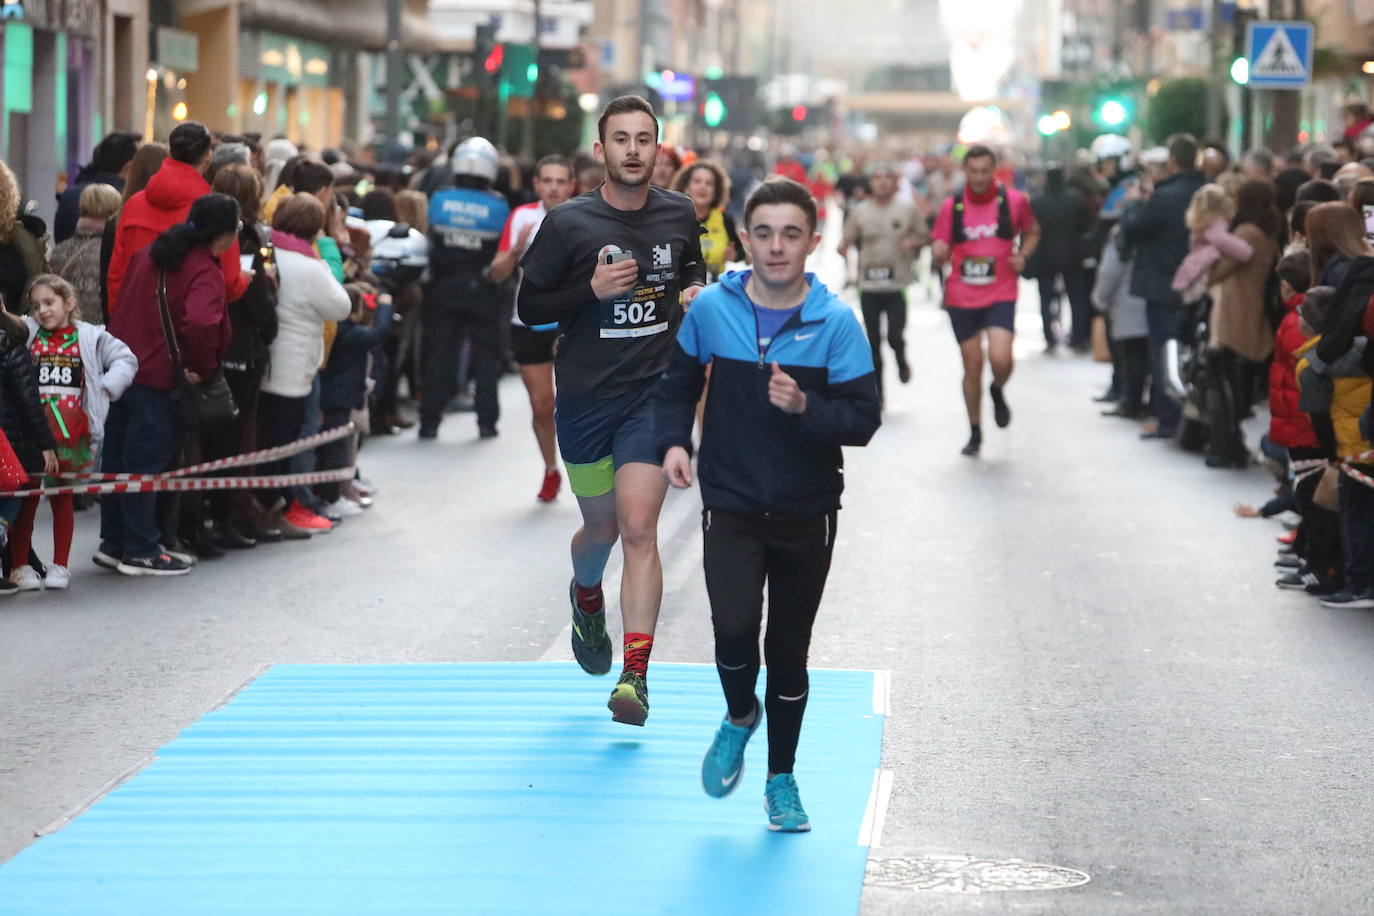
[931,145,1040,457]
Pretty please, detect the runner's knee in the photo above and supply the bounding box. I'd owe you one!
[618,511,659,553]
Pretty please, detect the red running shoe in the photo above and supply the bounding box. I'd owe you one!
[285,501,334,532]
[537,469,562,503]
[1277,529,1297,545]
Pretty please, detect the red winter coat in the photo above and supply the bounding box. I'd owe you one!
[109,246,231,391]
[105,159,248,311]
[1270,294,1320,449]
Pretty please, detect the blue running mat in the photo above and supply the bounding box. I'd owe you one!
[0,663,886,914]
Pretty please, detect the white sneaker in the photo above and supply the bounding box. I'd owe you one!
[44,565,70,590]
[327,498,364,519]
[10,566,43,591]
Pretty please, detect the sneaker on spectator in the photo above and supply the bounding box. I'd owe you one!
[92,546,121,571]
[1274,555,1301,569]
[9,566,42,591]
[116,553,192,577]
[1278,529,1298,545]
[44,565,70,590]
[0,578,17,595]
[1304,575,1342,597]
[325,497,364,519]
[285,501,333,533]
[1319,590,1374,609]
[1276,571,1318,590]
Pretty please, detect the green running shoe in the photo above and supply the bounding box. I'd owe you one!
[607,670,649,726]
[702,697,761,798]
[764,773,811,832]
[569,578,612,676]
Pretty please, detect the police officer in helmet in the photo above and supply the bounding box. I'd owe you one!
[418,137,512,439]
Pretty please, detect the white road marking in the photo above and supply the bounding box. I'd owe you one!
[858,768,895,848]
[872,669,893,716]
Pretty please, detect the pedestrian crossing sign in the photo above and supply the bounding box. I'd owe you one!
[1246,21,1313,89]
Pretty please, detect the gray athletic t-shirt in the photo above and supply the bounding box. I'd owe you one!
[520,186,704,398]
[842,197,927,293]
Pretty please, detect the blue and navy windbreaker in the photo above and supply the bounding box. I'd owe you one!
[654,271,881,516]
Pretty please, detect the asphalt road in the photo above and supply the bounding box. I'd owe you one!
[3,248,1372,914]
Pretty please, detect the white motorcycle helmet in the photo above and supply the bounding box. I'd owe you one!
[1091,133,1133,163]
[451,136,500,184]
[367,219,430,285]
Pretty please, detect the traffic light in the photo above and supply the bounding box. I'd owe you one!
[502,44,538,99]
[474,21,499,88]
[1092,94,1133,132]
[702,92,727,128]
[791,104,808,122]
[484,44,504,75]
[699,75,757,132]
[1039,110,1072,136]
[1230,56,1249,85]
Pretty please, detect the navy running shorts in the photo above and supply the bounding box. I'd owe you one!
[946,300,1016,344]
[555,382,660,498]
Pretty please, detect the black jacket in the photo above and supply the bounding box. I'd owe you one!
[223,224,279,377]
[0,328,56,472]
[1315,255,1374,372]
[1120,169,1207,305]
[320,301,395,412]
[54,168,125,244]
[1027,187,1093,274]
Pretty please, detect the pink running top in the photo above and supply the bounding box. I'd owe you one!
[931,185,1035,309]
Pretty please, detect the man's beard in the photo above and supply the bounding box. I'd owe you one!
[609,156,653,188]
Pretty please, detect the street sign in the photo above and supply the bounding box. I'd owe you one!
[1246,20,1312,89]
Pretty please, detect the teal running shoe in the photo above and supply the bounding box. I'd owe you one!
[569,579,612,676]
[701,698,761,798]
[607,670,649,726]
[764,773,811,832]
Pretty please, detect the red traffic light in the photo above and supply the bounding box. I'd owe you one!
[791,105,808,122]
[484,44,505,74]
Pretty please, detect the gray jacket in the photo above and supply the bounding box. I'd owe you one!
[1091,226,1148,340]
[22,317,138,454]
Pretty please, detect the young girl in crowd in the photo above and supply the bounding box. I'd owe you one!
[1172,184,1255,303]
[1295,287,1374,607]
[7,276,136,589]
[0,298,57,593]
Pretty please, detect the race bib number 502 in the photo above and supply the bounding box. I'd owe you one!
[601,289,669,339]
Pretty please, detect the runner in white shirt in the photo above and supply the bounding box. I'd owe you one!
[491,154,576,502]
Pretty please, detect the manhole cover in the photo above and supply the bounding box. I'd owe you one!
[866,855,1090,893]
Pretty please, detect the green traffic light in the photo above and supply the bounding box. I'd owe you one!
[1099,100,1127,127]
[703,92,726,128]
[1038,115,1058,136]
[1230,57,1249,85]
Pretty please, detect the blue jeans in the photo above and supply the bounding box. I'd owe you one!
[99,384,177,559]
[289,376,322,506]
[1146,299,1181,434]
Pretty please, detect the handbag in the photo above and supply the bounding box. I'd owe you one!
[156,270,237,432]
[1091,315,1111,363]
[0,426,28,491]
[1314,465,1341,511]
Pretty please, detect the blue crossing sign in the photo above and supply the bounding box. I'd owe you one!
[1246,20,1313,89]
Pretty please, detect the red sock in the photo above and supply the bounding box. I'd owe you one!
[574,582,604,615]
[623,633,654,677]
[8,495,38,566]
[51,495,74,567]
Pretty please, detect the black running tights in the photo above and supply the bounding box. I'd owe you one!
[702,508,837,775]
